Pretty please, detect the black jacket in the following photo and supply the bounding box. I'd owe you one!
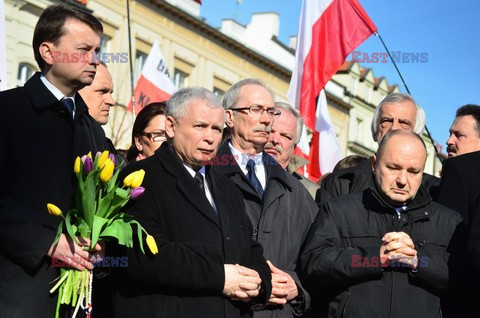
[0,73,111,318]
[112,143,271,318]
[315,157,441,206]
[301,182,465,318]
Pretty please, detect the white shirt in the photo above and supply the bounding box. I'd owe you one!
[228,142,266,190]
[183,164,218,213]
[40,73,76,118]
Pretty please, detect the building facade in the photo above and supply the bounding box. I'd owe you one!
[2,0,442,175]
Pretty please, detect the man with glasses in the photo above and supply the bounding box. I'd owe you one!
[213,79,318,317]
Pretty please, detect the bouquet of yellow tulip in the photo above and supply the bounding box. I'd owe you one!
[47,151,158,318]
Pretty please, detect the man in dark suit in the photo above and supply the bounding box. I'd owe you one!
[437,104,480,226]
[435,105,480,316]
[0,5,106,317]
[113,87,271,318]
[213,79,318,317]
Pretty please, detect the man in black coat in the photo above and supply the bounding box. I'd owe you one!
[112,87,271,318]
[0,5,106,317]
[436,105,480,314]
[437,104,480,226]
[316,93,440,206]
[301,130,465,318]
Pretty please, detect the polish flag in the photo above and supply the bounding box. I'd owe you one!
[288,0,377,181]
[0,0,7,91]
[127,41,176,114]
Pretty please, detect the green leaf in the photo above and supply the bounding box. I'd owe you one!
[65,210,79,244]
[90,215,109,248]
[77,218,90,239]
[52,220,64,246]
[131,219,145,254]
[100,219,133,247]
[96,187,116,218]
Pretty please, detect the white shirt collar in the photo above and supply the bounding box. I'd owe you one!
[228,142,266,190]
[40,73,76,101]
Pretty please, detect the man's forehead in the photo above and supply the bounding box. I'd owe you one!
[238,85,273,103]
[380,101,416,117]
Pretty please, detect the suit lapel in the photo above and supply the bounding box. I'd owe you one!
[206,169,230,232]
[157,144,221,229]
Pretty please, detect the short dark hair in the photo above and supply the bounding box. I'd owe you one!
[127,102,167,162]
[32,4,103,70]
[455,104,480,137]
[333,155,368,172]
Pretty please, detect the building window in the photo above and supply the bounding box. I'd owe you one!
[100,35,111,56]
[17,63,36,86]
[134,51,147,83]
[174,69,189,90]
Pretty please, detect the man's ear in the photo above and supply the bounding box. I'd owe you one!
[39,42,57,67]
[165,116,176,139]
[371,154,377,173]
[225,109,234,129]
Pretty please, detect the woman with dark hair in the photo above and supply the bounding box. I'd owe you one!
[127,102,167,162]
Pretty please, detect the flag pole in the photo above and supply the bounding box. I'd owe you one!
[113,0,135,146]
[375,32,443,164]
[126,0,136,118]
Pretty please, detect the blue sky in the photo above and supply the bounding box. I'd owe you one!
[200,0,480,150]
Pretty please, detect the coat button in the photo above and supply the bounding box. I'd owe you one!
[424,211,428,215]
[253,228,258,236]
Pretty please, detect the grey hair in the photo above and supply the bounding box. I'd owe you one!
[222,78,275,110]
[274,101,304,144]
[166,87,223,119]
[371,93,426,141]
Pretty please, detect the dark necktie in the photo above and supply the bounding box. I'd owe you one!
[246,159,264,198]
[194,172,205,193]
[60,98,75,117]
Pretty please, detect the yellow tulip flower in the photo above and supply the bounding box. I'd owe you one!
[87,151,93,159]
[97,150,109,168]
[146,235,158,255]
[130,169,145,189]
[100,159,115,183]
[73,156,81,174]
[123,171,136,187]
[47,203,63,216]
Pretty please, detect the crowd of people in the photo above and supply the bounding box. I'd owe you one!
[1,4,479,318]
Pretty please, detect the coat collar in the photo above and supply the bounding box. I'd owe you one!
[214,141,293,191]
[154,143,221,228]
[25,72,89,119]
[365,176,432,217]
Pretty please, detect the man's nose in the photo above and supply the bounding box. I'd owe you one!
[396,170,407,186]
[446,134,455,145]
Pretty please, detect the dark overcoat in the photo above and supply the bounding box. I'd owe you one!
[0,72,110,317]
[112,143,272,318]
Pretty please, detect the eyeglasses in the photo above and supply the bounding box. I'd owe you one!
[230,105,281,118]
[142,131,166,142]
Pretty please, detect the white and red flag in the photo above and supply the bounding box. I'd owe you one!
[288,0,377,181]
[127,41,176,114]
